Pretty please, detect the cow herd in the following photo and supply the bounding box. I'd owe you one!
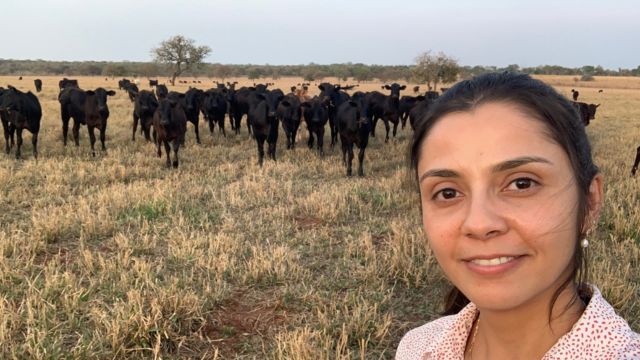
[0,77,638,177]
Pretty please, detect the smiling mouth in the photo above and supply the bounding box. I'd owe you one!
[469,256,516,266]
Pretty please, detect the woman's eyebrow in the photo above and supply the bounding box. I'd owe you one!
[418,156,553,184]
[491,156,553,173]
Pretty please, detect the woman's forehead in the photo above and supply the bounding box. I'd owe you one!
[419,102,567,170]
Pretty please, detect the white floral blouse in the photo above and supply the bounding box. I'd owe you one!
[396,287,640,359]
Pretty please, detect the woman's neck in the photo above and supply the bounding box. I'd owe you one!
[467,285,586,360]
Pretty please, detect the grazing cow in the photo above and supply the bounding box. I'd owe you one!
[318,82,350,146]
[34,79,43,92]
[124,83,139,102]
[368,83,406,142]
[132,90,159,142]
[399,95,425,129]
[59,78,79,91]
[18,76,22,80]
[248,89,283,166]
[152,98,187,168]
[0,86,42,159]
[632,146,640,176]
[301,96,330,157]
[571,101,600,126]
[277,93,302,149]
[336,91,372,176]
[155,84,168,100]
[598,89,604,93]
[59,87,116,156]
[118,79,132,91]
[149,79,158,87]
[202,88,228,137]
[413,85,420,94]
[571,89,579,101]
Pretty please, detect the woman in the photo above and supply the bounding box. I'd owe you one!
[397,72,639,359]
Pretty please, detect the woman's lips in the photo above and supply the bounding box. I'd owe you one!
[464,255,525,276]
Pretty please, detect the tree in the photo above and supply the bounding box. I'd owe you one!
[151,35,211,85]
[413,51,460,91]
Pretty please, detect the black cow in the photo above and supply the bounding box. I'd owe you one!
[399,95,425,129]
[248,89,283,166]
[571,89,579,101]
[0,86,42,159]
[336,91,372,176]
[301,96,330,157]
[132,90,159,141]
[632,146,640,176]
[59,78,79,91]
[155,84,168,100]
[424,91,439,100]
[152,98,187,168]
[59,87,116,156]
[318,82,350,146]
[149,79,159,87]
[571,101,600,126]
[277,93,302,149]
[182,88,206,144]
[202,88,228,137]
[253,83,273,93]
[125,83,139,102]
[119,79,131,91]
[368,83,406,142]
[34,79,43,92]
[230,86,254,135]
[224,82,238,131]
[409,97,436,130]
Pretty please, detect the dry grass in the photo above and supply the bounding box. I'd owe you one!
[0,74,638,359]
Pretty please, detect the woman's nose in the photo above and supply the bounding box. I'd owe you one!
[460,194,509,240]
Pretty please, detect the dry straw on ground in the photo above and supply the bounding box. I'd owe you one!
[0,75,638,359]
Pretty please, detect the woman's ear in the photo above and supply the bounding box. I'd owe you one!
[586,173,605,228]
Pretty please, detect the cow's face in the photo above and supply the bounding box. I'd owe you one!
[302,97,329,123]
[185,89,204,112]
[384,83,406,99]
[587,104,600,120]
[157,99,180,125]
[91,88,115,117]
[138,91,159,112]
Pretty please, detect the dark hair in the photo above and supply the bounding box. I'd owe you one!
[410,72,598,319]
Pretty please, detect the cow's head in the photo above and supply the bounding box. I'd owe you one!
[587,103,600,120]
[301,97,330,124]
[383,83,406,99]
[89,88,116,117]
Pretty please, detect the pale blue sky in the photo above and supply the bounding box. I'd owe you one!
[3,0,638,68]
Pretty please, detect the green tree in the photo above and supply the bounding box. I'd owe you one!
[413,51,460,91]
[151,35,211,85]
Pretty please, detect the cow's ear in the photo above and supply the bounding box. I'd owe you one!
[595,104,600,108]
[86,90,95,96]
[399,85,406,90]
[107,90,116,96]
[318,84,325,91]
[384,85,391,90]
[281,100,291,107]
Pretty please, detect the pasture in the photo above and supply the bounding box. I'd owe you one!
[0,74,638,359]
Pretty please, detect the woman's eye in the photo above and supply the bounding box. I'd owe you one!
[506,178,538,191]
[433,188,459,200]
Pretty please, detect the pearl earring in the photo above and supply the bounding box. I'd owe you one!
[581,238,589,248]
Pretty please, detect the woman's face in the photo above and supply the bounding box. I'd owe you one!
[417,102,581,311]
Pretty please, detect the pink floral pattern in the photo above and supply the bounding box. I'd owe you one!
[396,286,640,359]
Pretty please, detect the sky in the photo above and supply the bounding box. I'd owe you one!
[2,0,638,69]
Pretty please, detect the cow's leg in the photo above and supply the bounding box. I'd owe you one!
[347,143,355,177]
[171,140,180,168]
[292,123,299,149]
[219,118,226,137]
[256,135,265,167]
[32,131,38,159]
[317,128,324,157]
[164,140,171,168]
[371,117,378,137]
[15,128,23,159]
[88,125,97,157]
[384,119,390,143]
[62,118,69,146]
[208,119,214,134]
[193,120,201,144]
[3,123,10,154]
[234,113,242,135]
[132,114,139,141]
[392,117,398,138]
[307,129,314,149]
[328,119,336,147]
[247,116,252,135]
[357,145,366,177]
[100,122,107,152]
[72,120,80,147]
[156,136,162,158]
[144,120,152,142]
[341,138,348,166]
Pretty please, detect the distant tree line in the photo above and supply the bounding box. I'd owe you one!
[1,59,639,82]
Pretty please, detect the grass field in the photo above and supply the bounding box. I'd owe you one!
[0,74,638,359]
